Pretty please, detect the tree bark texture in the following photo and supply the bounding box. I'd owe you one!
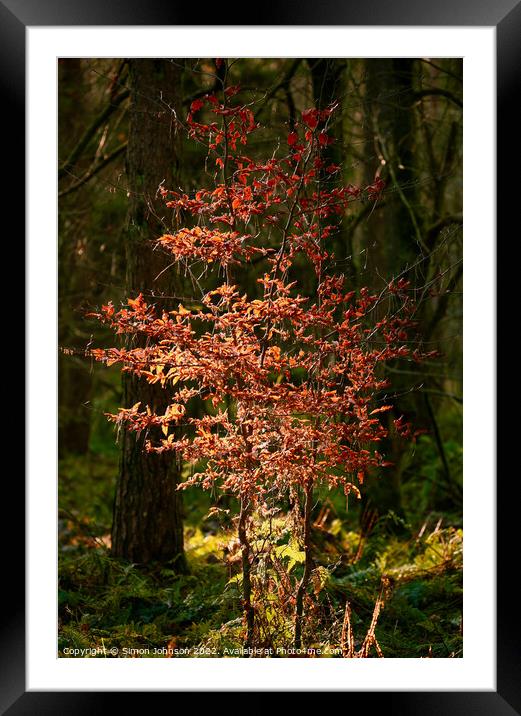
[111,59,186,568]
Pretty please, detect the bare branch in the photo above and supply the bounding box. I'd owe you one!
[58,89,129,180]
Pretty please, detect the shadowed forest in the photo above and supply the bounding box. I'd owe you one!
[59,58,462,659]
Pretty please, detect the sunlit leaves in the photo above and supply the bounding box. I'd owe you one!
[87,89,424,508]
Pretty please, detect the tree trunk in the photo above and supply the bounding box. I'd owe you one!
[360,59,419,526]
[58,59,92,456]
[111,59,186,568]
[364,59,419,276]
[307,59,352,272]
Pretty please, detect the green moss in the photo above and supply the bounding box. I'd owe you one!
[59,444,462,658]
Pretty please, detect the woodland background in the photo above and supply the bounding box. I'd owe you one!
[58,58,463,658]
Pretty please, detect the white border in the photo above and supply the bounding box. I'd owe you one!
[27,27,495,691]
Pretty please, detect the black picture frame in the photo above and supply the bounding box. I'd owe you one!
[7,0,508,711]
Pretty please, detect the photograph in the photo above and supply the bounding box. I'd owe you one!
[57,56,464,660]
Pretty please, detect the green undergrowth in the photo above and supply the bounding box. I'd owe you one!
[59,453,462,658]
[59,533,236,657]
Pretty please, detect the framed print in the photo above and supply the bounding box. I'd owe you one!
[4,0,511,710]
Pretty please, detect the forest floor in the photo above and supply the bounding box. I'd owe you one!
[58,452,463,659]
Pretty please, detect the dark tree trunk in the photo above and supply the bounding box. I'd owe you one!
[58,59,92,457]
[387,58,419,267]
[111,59,187,568]
[307,59,352,271]
[360,59,420,526]
[365,59,419,276]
